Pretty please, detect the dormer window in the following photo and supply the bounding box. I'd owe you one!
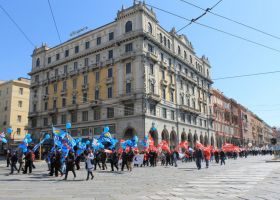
[148,22,152,34]
[125,21,132,33]
[36,58,40,67]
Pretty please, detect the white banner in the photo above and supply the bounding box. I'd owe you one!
[133,154,144,165]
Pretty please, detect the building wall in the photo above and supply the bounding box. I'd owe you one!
[28,2,214,147]
[0,78,30,140]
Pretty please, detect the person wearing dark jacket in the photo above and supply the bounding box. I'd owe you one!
[64,151,76,180]
[54,150,63,177]
[6,149,11,167]
[94,150,101,170]
[10,151,18,174]
[220,150,226,165]
[100,150,107,170]
[126,148,134,171]
[214,150,219,164]
[121,151,128,171]
[194,147,203,170]
[23,147,34,174]
[172,150,179,167]
[108,150,119,171]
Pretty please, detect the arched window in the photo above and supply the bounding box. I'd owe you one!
[178,46,181,55]
[167,39,170,49]
[164,36,166,46]
[125,21,132,33]
[36,58,40,67]
[160,33,163,43]
[148,22,152,34]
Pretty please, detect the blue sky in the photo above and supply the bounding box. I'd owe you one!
[0,0,279,126]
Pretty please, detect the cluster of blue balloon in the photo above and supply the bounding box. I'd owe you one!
[121,135,139,150]
[92,126,118,150]
[18,134,32,153]
[33,134,51,152]
[140,136,149,148]
[0,128,13,144]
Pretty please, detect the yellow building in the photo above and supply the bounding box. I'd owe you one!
[0,77,30,141]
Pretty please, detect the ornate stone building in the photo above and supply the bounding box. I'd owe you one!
[28,2,214,148]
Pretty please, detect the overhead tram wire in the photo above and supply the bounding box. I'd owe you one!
[177,0,223,33]
[139,2,280,54]
[177,0,280,40]
[0,4,35,47]
[213,70,280,80]
[47,0,62,43]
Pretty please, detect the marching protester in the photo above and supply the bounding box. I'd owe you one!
[204,149,211,169]
[220,150,226,165]
[84,151,94,180]
[100,149,107,170]
[6,149,11,167]
[10,151,18,174]
[194,147,203,170]
[126,147,135,172]
[108,149,119,171]
[64,151,76,180]
[23,147,34,174]
[17,151,25,173]
[121,150,128,171]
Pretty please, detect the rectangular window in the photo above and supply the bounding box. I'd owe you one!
[62,98,66,107]
[162,108,167,118]
[187,115,191,124]
[161,70,165,79]
[72,79,77,89]
[56,53,60,61]
[95,71,100,83]
[53,84,57,93]
[148,44,153,53]
[48,57,51,64]
[107,107,114,118]
[168,58,172,66]
[43,118,48,126]
[71,111,77,123]
[52,115,57,125]
[171,110,175,120]
[44,101,48,111]
[85,41,90,49]
[160,53,164,61]
[96,54,100,63]
[64,65,68,74]
[107,87,112,98]
[97,37,101,45]
[126,63,131,74]
[19,88,23,95]
[94,108,101,120]
[108,68,113,78]
[62,81,67,91]
[109,32,114,41]
[82,128,89,136]
[150,104,156,116]
[31,119,37,128]
[35,75,39,83]
[16,128,21,135]
[82,111,88,121]
[150,64,154,75]
[83,92,88,103]
[61,114,66,124]
[108,50,113,59]
[150,82,155,94]
[170,75,173,84]
[95,89,99,100]
[83,75,88,85]
[170,91,174,102]
[65,50,69,57]
[17,115,22,123]
[75,46,79,53]
[18,101,23,108]
[124,104,134,116]
[125,43,133,52]
[162,88,166,100]
[72,95,77,105]
[84,58,89,66]
[74,62,78,71]
[53,100,57,109]
[126,82,131,94]
[181,113,185,122]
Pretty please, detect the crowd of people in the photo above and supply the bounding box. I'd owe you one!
[4,145,273,181]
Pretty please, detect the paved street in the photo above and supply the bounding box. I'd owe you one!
[0,155,279,200]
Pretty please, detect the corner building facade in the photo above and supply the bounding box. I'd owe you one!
[28,2,214,148]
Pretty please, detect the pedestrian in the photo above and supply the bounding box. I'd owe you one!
[220,150,226,165]
[109,149,119,171]
[75,154,81,170]
[17,152,25,173]
[85,151,94,180]
[64,151,76,180]
[6,149,11,167]
[172,149,179,167]
[194,147,203,170]
[54,150,63,177]
[214,150,219,164]
[126,148,134,172]
[204,149,211,168]
[10,151,18,174]
[23,147,33,174]
[100,149,107,170]
[121,151,128,171]
[94,150,101,170]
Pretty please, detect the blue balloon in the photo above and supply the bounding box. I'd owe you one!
[22,148,27,153]
[27,138,32,143]
[66,122,72,129]
[1,138,7,143]
[44,134,51,140]
[85,140,90,145]
[7,128,13,134]
[151,127,157,131]
[25,134,31,139]
[103,126,109,133]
